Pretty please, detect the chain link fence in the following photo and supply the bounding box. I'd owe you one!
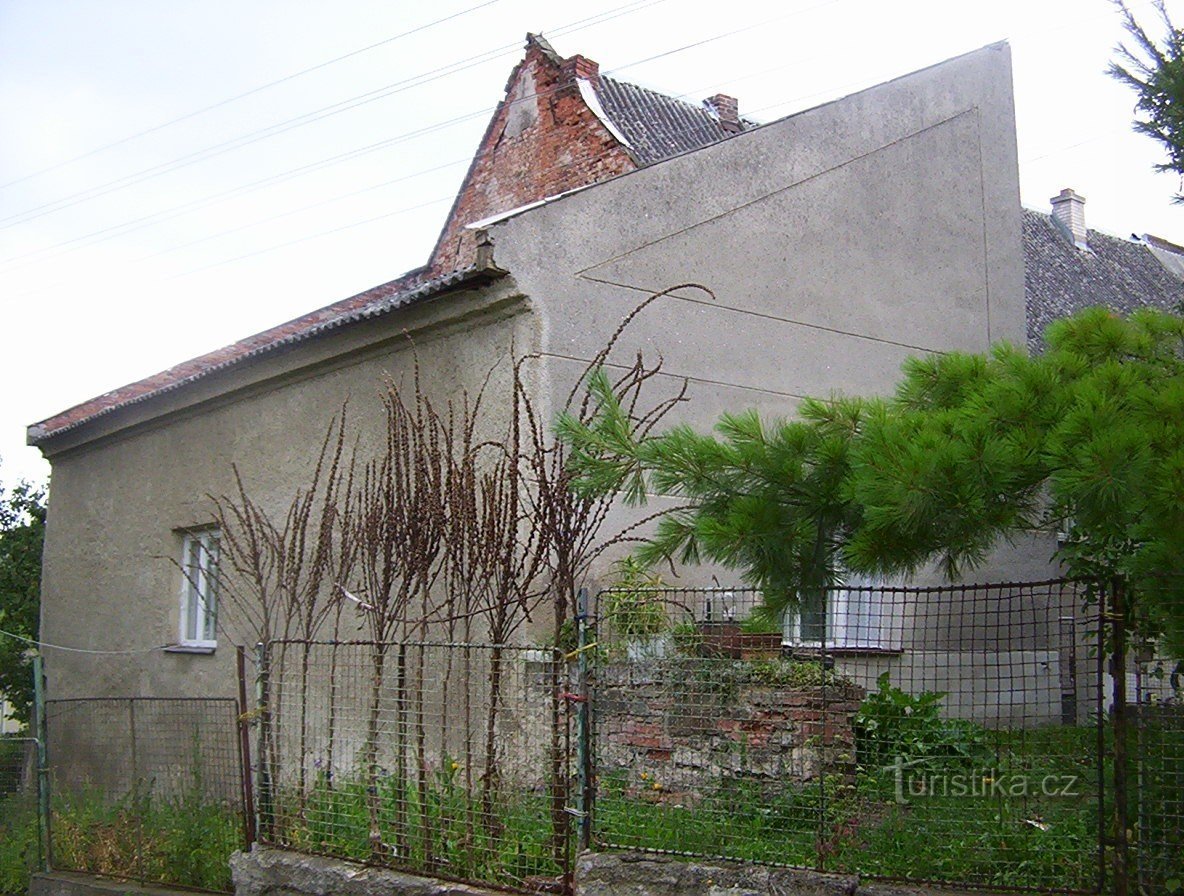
[45,697,247,893]
[258,640,574,893]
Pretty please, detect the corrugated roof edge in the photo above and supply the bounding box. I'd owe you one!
[28,263,507,448]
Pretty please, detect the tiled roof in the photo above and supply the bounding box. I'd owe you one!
[28,264,505,446]
[1022,208,1184,350]
[594,75,752,165]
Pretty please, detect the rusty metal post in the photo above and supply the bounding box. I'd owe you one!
[236,646,258,848]
[255,641,272,841]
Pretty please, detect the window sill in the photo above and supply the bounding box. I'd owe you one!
[164,644,217,655]
[784,645,904,658]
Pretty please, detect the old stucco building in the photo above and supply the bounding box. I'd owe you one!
[27,37,1182,711]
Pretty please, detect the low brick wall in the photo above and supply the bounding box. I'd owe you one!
[597,662,865,799]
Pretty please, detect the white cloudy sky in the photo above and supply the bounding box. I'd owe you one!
[1,0,1181,485]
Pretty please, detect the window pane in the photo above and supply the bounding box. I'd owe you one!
[799,590,826,644]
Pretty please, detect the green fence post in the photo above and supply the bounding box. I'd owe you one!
[32,653,49,872]
[576,587,593,853]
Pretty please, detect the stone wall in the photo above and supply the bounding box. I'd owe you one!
[576,852,1010,896]
[596,661,866,800]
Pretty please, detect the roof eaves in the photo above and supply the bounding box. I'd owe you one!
[28,264,507,448]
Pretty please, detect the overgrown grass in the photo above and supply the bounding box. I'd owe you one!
[0,792,39,896]
[49,786,241,892]
[595,723,1108,891]
[268,764,567,888]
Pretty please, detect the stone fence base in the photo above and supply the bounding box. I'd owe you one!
[27,849,1029,896]
[576,853,1014,896]
[223,847,1016,896]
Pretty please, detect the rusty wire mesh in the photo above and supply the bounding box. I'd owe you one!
[589,580,1109,894]
[0,735,41,888]
[45,697,246,893]
[259,640,574,893]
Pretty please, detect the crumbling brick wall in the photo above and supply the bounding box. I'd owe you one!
[596,661,866,802]
[428,36,636,274]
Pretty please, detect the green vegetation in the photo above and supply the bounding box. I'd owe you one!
[562,308,1184,654]
[854,673,992,770]
[596,719,1106,892]
[270,763,565,887]
[601,556,667,643]
[1110,1,1184,198]
[49,786,241,892]
[0,791,38,896]
[0,471,45,729]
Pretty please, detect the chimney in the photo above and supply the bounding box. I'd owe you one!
[562,53,600,84]
[1050,188,1088,250]
[705,94,741,135]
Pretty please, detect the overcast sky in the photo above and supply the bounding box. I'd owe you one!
[1,0,1181,485]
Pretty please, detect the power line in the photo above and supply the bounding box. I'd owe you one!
[168,195,454,279]
[0,0,666,232]
[0,626,171,656]
[0,0,501,192]
[1,0,792,277]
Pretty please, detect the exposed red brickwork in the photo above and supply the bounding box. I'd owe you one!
[427,35,637,274]
[33,36,642,444]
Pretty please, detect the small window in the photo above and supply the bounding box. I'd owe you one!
[180,528,219,648]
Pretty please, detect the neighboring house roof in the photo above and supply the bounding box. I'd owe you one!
[594,75,751,165]
[1022,208,1184,350]
[27,263,505,446]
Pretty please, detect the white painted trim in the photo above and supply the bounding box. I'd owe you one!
[576,77,631,148]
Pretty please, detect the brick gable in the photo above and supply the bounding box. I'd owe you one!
[427,34,637,274]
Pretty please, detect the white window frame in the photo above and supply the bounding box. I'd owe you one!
[784,575,896,650]
[179,528,219,649]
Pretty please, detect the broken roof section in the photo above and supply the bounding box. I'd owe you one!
[30,34,750,450]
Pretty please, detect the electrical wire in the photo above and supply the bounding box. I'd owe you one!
[0,0,502,192]
[0,0,666,232]
[0,626,171,655]
[1,2,792,283]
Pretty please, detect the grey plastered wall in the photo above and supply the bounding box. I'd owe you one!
[487,43,1040,595]
[36,284,536,705]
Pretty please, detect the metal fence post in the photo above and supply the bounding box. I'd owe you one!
[576,587,593,852]
[255,641,271,842]
[236,646,258,848]
[129,698,144,884]
[1110,579,1131,896]
[32,653,50,872]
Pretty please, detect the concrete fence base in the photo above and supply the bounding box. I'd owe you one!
[31,848,1027,896]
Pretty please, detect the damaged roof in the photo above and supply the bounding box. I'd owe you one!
[594,75,753,165]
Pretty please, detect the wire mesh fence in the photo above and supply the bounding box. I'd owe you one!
[588,580,1112,893]
[0,735,41,891]
[45,697,246,893]
[258,640,574,893]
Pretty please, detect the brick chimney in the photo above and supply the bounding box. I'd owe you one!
[1050,188,1088,250]
[562,54,600,84]
[705,93,741,135]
